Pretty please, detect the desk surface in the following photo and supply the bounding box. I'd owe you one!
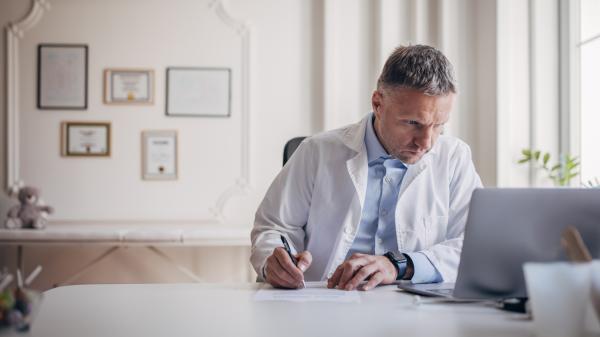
[23,283,532,337]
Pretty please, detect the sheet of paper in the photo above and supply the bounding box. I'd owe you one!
[253,282,361,303]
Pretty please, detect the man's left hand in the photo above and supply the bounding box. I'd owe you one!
[327,253,397,291]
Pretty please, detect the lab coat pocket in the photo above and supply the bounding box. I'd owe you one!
[423,215,449,246]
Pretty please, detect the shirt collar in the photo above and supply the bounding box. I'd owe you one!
[365,113,409,169]
[365,113,412,168]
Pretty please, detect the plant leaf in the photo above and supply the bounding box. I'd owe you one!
[543,153,550,166]
[566,161,579,169]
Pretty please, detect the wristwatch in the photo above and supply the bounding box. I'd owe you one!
[384,251,409,280]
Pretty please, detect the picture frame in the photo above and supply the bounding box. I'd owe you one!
[166,67,231,117]
[142,130,178,180]
[38,44,88,110]
[61,121,111,157]
[104,69,154,104]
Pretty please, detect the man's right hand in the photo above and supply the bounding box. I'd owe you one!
[264,247,312,289]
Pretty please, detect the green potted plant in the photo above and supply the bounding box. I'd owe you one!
[518,149,580,187]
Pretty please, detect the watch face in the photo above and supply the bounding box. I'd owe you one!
[385,252,402,264]
[385,252,408,280]
[387,252,405,263]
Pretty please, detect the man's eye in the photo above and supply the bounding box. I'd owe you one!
[406,120,420,126]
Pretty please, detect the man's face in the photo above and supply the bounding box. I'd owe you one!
[372,87,454,164]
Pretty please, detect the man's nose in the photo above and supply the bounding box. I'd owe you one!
[414,126,434,150]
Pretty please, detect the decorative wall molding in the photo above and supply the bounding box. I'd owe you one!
[207,0,252,223]
[5,0,51,191]
[5,0,252,224]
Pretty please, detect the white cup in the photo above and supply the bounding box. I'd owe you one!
[588,261,600,333]
[523,262,592,337]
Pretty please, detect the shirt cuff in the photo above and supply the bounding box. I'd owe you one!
[403,252,443,284]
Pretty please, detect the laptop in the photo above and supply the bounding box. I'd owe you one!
[398,188,600,300]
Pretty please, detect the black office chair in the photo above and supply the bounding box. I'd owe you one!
[283,137,307,166]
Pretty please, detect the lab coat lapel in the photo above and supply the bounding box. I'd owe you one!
[398,154,430,198]
[346,151,368,210]
[323,117,368,279]
[342,116,370,211]
[398,139,440,198]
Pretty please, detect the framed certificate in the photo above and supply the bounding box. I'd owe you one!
[142,130,178,180]
[104,69,154,104]
[38,44,88,110]
[61,122,111,157]
[166,67,231,117]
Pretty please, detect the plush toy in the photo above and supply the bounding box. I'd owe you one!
[5,186,53,230]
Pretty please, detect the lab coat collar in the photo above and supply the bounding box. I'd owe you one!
[341,114,443,202]
[339,114,370,154]
[340,114,437,209]
[364,114,389,163]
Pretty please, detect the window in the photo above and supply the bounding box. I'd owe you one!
[579,0,600,183]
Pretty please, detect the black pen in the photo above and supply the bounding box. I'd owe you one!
[280,235,306,288]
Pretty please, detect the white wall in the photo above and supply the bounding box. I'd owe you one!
[580,0,600,184]
[1,0,557,290]
[9,0,254,223]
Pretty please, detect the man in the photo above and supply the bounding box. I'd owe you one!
[250,45,482,291]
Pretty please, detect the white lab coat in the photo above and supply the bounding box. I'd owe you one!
[251,114,482,282]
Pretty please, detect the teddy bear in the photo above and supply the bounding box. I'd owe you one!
[5,186,53,230]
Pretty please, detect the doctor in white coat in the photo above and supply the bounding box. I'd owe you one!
[251,45,482,291]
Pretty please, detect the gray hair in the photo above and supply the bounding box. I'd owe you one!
[377,45,457,96]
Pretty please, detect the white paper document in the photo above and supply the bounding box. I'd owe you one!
[253,282,361,303]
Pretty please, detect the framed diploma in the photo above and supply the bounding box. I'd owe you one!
[142,130,178,180]
[104,69,154,104]
[166,67,231,117]
[61,122,111,157]
[38,44,88,110]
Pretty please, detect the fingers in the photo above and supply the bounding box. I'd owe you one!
[345,263,378,290]
[327,253,365,288]
[327,255,398,291]
[266,269,297,289]
[296,251,312,272]
[327,267,343,289]
[264,248,305,289]
[337,257,368,289]
[274,248,304,281]
[327,256,370,290]
[360,271,385,291]
[265,255,299,288]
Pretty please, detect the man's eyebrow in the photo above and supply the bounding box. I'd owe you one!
[398,117,428,125]
[399,117,448,126]
[397,116,423,122]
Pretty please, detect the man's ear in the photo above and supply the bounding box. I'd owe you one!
[372,90,382,116]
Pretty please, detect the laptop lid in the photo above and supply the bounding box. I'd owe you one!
[452,188,600,299]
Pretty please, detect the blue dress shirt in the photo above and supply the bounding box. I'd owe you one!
[346,113,442,283]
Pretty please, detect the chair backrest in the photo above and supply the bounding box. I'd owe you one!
[283,137,307,166]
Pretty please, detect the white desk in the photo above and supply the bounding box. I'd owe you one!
[0,223,251,285]
[23,283,532,337]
